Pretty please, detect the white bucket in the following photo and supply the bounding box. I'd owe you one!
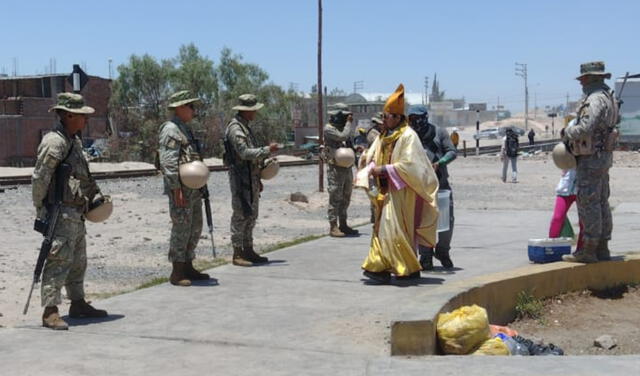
[437,189,451,233]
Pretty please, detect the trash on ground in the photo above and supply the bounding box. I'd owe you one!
[436,304,491,355]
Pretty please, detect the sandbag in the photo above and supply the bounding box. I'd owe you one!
[436,304,491,355]
[472,337,510,356]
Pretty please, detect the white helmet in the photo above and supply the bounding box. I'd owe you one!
[85,195,113,223]
[179,160,209,189]
[552,142,576,170]
[334,147,355,168]
[261,158,279,180]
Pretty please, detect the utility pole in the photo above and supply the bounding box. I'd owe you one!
[515,62,528,130]
[108,58,113,80]
[353,80,363,94]
[317,0,324,192]
[566,93,570,116]
[424,76,429,106]
[475,109,480,156]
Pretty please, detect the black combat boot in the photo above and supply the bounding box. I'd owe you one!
[69,299,108,318]
[245,246,268,264]
[184,260,210,280]
[42,306,68,330]
[435,249,454,269]
[170,262,192,286]
[419,247,434,271]
[339,217,359,236]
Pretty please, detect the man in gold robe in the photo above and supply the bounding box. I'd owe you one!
[358,84,440,284]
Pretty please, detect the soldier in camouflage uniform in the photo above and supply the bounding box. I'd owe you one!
[323,103,358,237]
[562,62,618,263]
[223,94,279,266]
[158,90,213,286]
[32,93,108,330]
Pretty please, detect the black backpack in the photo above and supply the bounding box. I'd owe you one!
[506,133,519,157]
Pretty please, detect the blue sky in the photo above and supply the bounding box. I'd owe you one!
[2,0,638,111]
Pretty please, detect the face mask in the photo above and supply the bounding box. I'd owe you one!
[410,115,428,130]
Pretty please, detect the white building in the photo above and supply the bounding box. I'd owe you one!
[616,76,640,142]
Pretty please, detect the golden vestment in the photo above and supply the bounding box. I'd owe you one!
[359,122,439,276]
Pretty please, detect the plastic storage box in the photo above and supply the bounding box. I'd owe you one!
[437,189,451,233]
[528,238,572,263]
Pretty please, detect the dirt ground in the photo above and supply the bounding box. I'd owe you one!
[1,151,639,328]
[509,285,640,355]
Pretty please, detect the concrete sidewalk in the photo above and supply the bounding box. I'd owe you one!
[1,207,638,375]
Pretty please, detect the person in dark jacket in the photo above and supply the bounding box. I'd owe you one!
[408,105,457,270]
[528,128,535,146]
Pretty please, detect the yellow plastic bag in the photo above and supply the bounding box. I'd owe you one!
[472,337,510,356]
[436,304,491,355]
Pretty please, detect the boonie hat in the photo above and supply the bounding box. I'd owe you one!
[49,93,95,114]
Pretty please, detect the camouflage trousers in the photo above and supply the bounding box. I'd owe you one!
[229,177,260,249]
[168,188,202,262]
[576,163,612,242]
[41,208,87,307]
[327,164,353,223]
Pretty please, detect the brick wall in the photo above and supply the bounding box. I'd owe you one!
[0,75,111,166]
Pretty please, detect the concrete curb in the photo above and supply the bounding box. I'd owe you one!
[391,253,640,355]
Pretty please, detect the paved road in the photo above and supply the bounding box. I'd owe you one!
[1,207,638,376]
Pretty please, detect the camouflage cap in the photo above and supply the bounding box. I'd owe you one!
[327,103,352,115]
[232,94,264,111]
[168,90,201,108]
[576,61,611,80]
[48,92,95,114]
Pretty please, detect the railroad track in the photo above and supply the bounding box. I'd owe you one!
[0,159,320,186]
[460,139,561,156]
[0,140,562,187]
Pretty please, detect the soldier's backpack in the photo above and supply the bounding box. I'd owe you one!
[505,133,519,157]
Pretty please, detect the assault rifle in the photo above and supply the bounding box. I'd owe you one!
[23,162,71,315]
[614,72,640,116]
[188,134,216,259]
[200,184,216,258]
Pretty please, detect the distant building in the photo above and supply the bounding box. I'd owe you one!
[616,76,640,143]
[0,73,111,166]
[429,100,498,127]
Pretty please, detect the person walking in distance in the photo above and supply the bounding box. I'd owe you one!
[501,128,519,183]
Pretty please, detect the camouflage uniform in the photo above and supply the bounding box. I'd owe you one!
[564,62,618,262]
[32,98,99,308]
[324,104,355,231]
[224,115,270,250]
[158,117,203,263]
